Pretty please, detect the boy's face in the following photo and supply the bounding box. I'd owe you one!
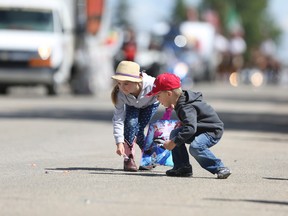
[156,91,172,108]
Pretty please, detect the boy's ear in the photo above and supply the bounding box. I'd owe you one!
[167,90,173,96]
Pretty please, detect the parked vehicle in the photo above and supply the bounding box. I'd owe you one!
[0,0,110,95]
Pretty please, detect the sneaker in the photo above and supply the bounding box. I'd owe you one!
[166,165,193,177]
[216,167,231,179]
[124,155,138,172]
[139,165,156,171]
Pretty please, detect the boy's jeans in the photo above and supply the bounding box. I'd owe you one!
[124,103,159,150]
[170,127,225,174]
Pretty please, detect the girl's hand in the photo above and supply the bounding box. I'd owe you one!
[163,140,176,150]
[116,142,125,156]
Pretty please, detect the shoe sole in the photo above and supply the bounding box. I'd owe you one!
[166,173,193,177]
[124,168,138,172]
[217,172,231,179]
[139,166,153,171]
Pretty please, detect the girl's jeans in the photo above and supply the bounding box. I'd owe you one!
[170,127,225,174]
[124,103,159,150]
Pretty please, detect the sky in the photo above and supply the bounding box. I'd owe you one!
[267,0,288,62]
[108,0,288,63]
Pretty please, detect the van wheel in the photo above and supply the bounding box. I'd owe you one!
[0,85,8,95]
[46,83,59,96]
[70,70,95,95]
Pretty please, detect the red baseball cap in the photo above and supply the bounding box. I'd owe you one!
[146,73,181,96]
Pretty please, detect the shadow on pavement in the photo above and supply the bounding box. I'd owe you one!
[46,167,123,172]
[0,108,287,133]
[89,172,167,177]
[45,167,166,177]
[263,177,288,181]
[218,112,288,133]
[204,94,288,105]
[0,109,113,122]
[205,198,288,206]
[46,167,221,179]
[160,111,288,134]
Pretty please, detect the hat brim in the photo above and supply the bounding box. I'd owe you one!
[111,75,142,82]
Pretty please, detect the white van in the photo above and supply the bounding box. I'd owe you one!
[0,0,74,95]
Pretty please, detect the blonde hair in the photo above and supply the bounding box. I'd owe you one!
[111,81,143,105]
[111,84,119,105]
[171,87,182,97]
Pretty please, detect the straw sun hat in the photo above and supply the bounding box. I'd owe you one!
[111,61,142,82]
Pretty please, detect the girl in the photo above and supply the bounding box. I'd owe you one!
[111,61,159,172]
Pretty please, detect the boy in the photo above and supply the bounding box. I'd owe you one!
[146,73,231,179]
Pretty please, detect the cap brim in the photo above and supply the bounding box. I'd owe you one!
[146,90,160,97]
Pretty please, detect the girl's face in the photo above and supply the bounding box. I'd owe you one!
[117,80,140,96]
[156,91,172,108]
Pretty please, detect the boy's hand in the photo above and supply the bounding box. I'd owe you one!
[116,142,125,156]
[164,140,176,150]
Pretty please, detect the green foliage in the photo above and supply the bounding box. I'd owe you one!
[200,0,281,60]
[172,0,187,24]
[113,0,131,27]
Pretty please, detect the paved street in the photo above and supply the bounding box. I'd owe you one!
[0,83,288,216]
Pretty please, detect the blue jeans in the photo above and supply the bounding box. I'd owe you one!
[170,127,225,174]
[124,103,159,149]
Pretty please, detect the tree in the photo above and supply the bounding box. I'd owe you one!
[200,0,281,62]
[172,0,187,24]
[113,0,131,27]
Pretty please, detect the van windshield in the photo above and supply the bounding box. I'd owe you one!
[0,8,54,32]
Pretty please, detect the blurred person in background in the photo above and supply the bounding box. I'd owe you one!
[229,32,247,74]
[114,26,138,69]
[260,38,281,84]
[214,32,231,81]
[122,27,137,61]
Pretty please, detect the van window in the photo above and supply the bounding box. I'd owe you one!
[53,10,63,33]
[0,8,54,32]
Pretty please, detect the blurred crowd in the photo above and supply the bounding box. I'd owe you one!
[109,5,284,88]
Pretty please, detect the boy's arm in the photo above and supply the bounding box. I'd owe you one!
[173,106,197,146]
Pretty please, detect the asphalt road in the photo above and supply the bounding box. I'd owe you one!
[0,83,287,216]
